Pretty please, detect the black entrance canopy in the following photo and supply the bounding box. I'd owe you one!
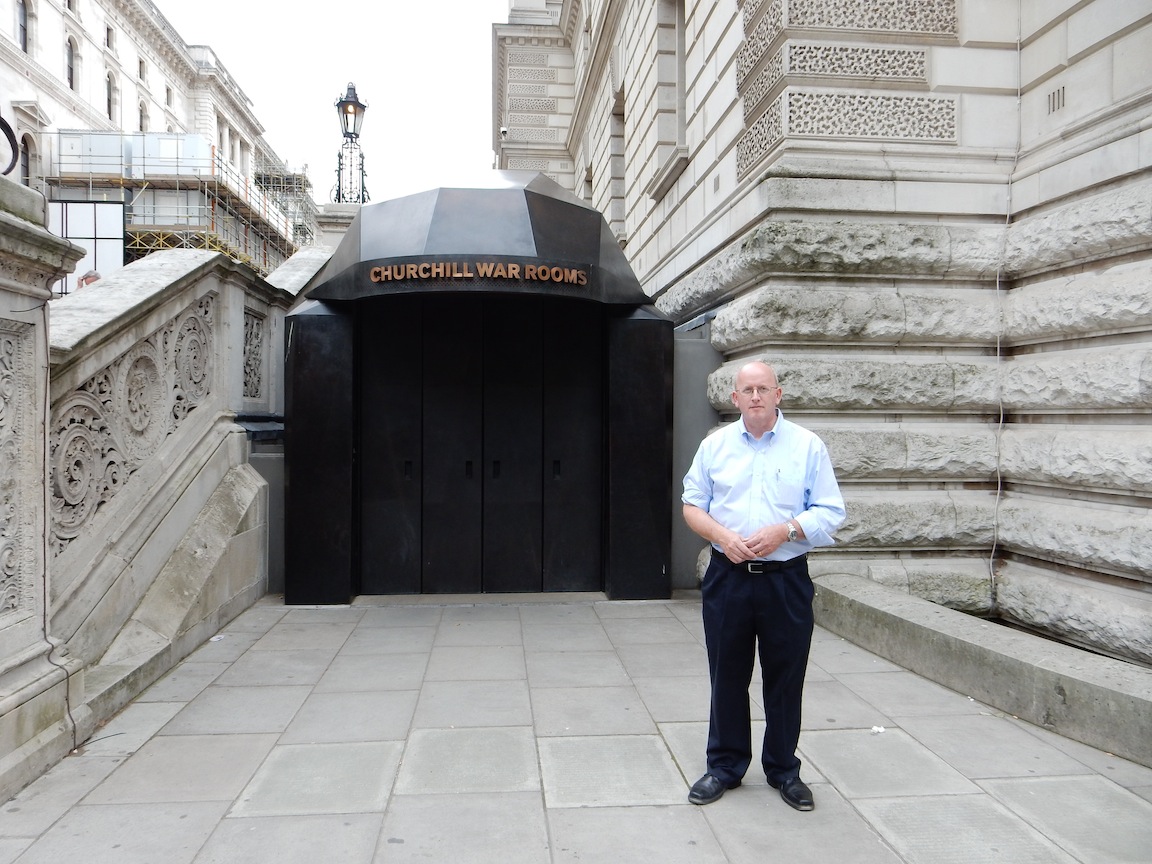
[309,171,650,306]
[285,171,672,604]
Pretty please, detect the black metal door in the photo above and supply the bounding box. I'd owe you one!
[543,299,602,591]
[422,295,484,593]
[358,295,602,594]
[360,296,423,594]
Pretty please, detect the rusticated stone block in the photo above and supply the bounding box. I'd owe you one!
[995,562,1152,666]
[1002,180,1152,277]
[707,358,1000,411]
[834,490,996,548]
[1000,348,1152,411]
[1004,264,1152,342]
[996,498,1152,577]
[814,424,998,480]
[712,285,1000,350]
[866,560,994,614]
[654,219,1003,320]
[1000,427,1152,492]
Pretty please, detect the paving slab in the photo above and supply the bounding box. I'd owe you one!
[799,728,980,798]
[76,701,184,757]
[0,754,122,837]
[701,782,903,864]
[538,734,685,807]
[212,647,338,687]
[526,650,631,688]
[279,690,418,743]
[313,652,428,692]
[979,775,1152,864]
[854,794,1079,864]
[192,813,383,864]
[898,713,1095,779]
[531,685,656,736]
[83,734,277,804]
[394,727,538,795]
[379,792,549,864]
[11,801,229,864]
[231,741,402,817]
[425,644,525,680]
[134,660,231,702]
[340,625,437,655]
[158,685,312,735]
[548,804,728,863]
[522,622,614,651]
[413,679,532,727]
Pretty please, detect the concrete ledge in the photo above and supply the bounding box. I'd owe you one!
[812,573,1152,768]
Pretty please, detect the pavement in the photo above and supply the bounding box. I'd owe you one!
[2,592,1151,864]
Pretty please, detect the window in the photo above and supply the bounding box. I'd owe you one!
[106,72,117,120]
[105,25,114,49]
[65,38,77,90]
[138,58,146,82]
[17,0,28,52]
[165,85,173,107]
[64,0,74,11]
[19,135,34,187]
[138,101,148,132]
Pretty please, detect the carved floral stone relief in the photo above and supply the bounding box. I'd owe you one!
[0,320,34,618]
[49,294,216,556]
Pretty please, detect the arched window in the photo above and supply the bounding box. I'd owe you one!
[138,101,149,133]
[19,135,34,187]
[17,0,28,52]
[65,38,77,90]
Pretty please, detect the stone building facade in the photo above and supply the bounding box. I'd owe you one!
[0,0,315,279]
[493,0,1152,665]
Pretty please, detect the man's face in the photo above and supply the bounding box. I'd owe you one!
[731,365,781,423]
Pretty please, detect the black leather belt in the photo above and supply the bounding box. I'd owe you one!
[712,547,806,574]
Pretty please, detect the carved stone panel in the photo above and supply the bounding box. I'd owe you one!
[49,294,216,556]
[0,320,35,620]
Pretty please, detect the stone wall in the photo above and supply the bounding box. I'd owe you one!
[656,176,1152,666]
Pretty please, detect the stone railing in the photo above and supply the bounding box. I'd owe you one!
[0,173,322,800]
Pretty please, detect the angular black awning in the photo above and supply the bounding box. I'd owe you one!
[303,171,651,306]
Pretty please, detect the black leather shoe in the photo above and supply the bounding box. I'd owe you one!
[688,773,735,805]
[777,777,814,811]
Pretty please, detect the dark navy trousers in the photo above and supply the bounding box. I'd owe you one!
[700,550,814,788]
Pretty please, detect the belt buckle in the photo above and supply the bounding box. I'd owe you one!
[746,561,765,574]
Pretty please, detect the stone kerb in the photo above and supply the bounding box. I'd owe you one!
[812,573,1152,768]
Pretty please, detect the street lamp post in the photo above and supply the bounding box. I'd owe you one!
[333,82,368,204]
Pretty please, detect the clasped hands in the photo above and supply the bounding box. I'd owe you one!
[717,522,791,564]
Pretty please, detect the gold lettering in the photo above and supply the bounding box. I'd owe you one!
[524,265,537,279]
[370,267,382,282]
[563,268,579,284]
[417,263,429,278]
[507,263,521,278]
[476,261,495,278]
[576,270,588,286]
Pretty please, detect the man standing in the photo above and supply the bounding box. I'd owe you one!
[682,361,845,810]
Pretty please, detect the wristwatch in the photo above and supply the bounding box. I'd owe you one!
[786,521,798,543]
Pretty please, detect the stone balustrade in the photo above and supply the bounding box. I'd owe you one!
[0,174,317,800]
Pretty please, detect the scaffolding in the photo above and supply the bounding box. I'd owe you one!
[41,131,320,275]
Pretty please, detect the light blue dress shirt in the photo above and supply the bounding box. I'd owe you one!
[682,410,846,561]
